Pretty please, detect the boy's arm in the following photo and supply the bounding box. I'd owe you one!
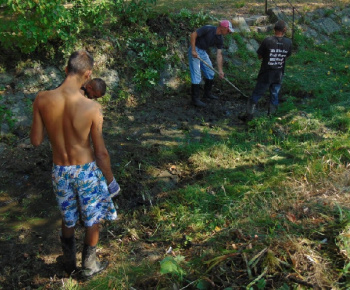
[30,94,45,147]
[90,103,114,184]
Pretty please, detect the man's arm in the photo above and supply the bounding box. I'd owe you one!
[90,104,114,184]
[30,94,45,147]
[190,31,198,58]
[216,49,224,78]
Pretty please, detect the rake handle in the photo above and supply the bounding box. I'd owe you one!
[197,56,249,98]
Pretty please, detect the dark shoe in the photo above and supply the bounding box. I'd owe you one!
[268,103,278,116]
[81,244,108,279]
[191,84,206,107]
[247,100,256,116]
[238,113,253,122]
[60,235,77,275]
[203,79,218,99]
[238,99,256,122]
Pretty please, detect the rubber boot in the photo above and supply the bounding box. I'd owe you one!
[238,99,256,122]
[246,100,256,121]
[191,84,206,107]
[81,244,108,279]
[60,235,77,275]
[203,79,218,99]
[268,103,278,116]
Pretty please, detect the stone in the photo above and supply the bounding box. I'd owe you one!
[227,39,238,54]
[303,26,330,44]
[159,64,181,89]
[0,122,9,135]
[342,15,350,27]
[267,7,288,23]
[245,15,269,26]
[0,143,7,154]
[312,17,341,35]
[245,39,259,53]
[251,25,274,33]
[232,16,250,32]
[0,73,13,86]
[99,69,119,90]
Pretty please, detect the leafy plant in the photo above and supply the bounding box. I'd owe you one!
[126,34,167,89]
[113,0,157,25]
[0,101,15,130]
[0,0,68,53]
[0,0,113,54]
[160,256,186,278]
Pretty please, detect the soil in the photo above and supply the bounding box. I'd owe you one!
[0,78,264,288]
[0,2,319,288]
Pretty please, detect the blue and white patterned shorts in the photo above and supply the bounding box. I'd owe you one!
[52,161,117,228]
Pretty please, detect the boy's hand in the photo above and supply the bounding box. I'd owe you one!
[108,178,120,198]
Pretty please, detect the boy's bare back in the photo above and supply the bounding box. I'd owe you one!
[32,85,103,166]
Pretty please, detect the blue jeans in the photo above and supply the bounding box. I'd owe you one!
[188,46,215,84]
[251,81,282,106]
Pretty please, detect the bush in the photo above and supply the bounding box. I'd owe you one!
[0,0,112,53]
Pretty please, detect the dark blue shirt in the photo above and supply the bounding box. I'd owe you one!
[195,25,223,50]
[257,36,292,83]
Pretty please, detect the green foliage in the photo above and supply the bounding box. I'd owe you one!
[0,0,68,53]
[160,256,186,278]
[68,0,110,29]
[233,1,245,9]
[0,0,112,53]
[0,97,15,130]
[113,0,157,25]
[125,32,167,89]
[172,8,215,30]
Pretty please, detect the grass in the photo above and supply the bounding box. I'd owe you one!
[80,3,350,288]
[154,0,348,14]
[2,0,350,288]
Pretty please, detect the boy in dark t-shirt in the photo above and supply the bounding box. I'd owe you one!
[239,20,292,121]
[189,20,234,107]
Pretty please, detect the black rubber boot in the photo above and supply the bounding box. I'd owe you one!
[203,79,218,99]
[81,244,108,279]
[238,99,256,122]
[60,235,77,275]
[191,84,206,107]
[268,103,278,116]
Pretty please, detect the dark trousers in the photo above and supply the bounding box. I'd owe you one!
[251,81,282,106]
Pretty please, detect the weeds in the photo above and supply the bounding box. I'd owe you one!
[95,20,350,288]
[1,1,350,289]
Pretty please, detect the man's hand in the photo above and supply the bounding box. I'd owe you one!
[108,177,120,198]
[219,71,225,79]
[192,50,198,58]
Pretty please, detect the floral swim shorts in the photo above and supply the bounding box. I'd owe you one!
[52,161,117,228]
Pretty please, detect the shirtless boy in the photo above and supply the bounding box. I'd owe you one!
[30,50,120,278]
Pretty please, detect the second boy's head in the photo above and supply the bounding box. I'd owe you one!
[85,78,107,99]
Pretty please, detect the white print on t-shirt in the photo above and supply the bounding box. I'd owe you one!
[268,48,288,66]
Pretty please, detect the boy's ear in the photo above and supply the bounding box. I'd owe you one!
[84,70,92,80]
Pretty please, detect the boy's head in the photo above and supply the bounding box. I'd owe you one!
[66,50,94,80]
[274,20,287,32]
[84,78,107,99]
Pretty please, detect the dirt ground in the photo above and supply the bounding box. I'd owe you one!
[0,80,267,288]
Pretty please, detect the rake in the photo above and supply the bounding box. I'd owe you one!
[197,56,249,98]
